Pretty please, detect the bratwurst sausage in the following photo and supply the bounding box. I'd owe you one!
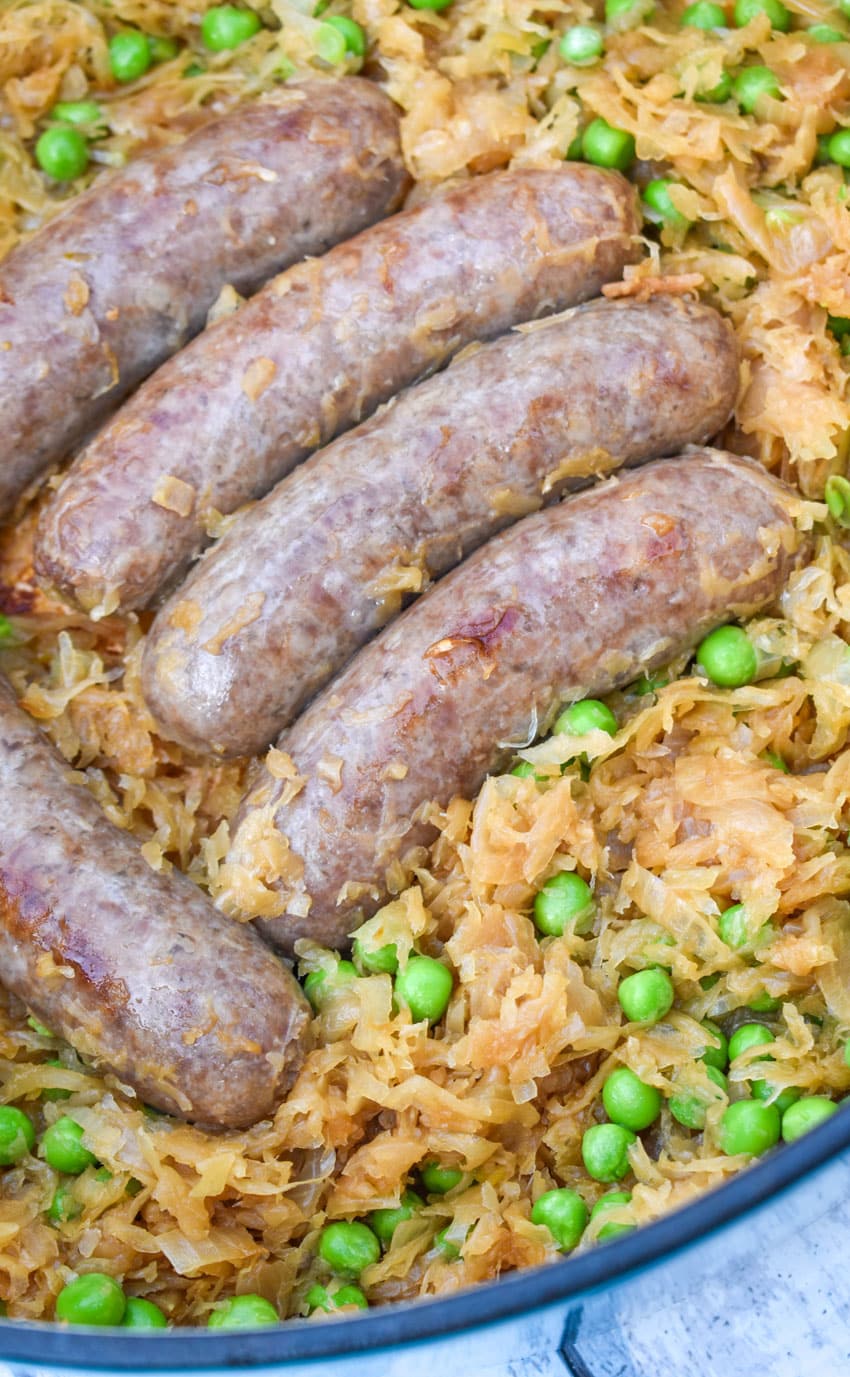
[142,296,739,759]
[0,678,310,1128]
[0,79,407,519]
[218,451,806,954]
[35,165,642,616]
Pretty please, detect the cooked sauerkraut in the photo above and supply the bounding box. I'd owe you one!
[1,0,850,1331]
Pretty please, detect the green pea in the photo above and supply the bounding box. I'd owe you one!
[304,959,358,1011]
[566,131,585,160]
[394,955,453,1024]
[598,1220,637,1240]
[434,1225,462,1259]
[592,1193,637,1240]
[303,969,326,1010]
[751,1080,800,1114]
[605,0,653,22]
[591,1190,632,1218]
[810,22,845,40]
[617,968,674,1024]
[555,699,618,737]
[318,1220,381,1277]
[781,1096,837,1142]
[559,24,604,64]
[827,130,850,167]
[122,1297,168,1329]
[208,1295,278,1329]
[47,1185,82,1226]
[602,1067,662,1132]
[305,1283,368,1313]
[581,119,635,172]
[669,1066,728,1130]
[839,0,850,18]
[321,15,367,55]
[148,35,180,62]
[728,1022,774,1062]
[109,32,152,83]
[184,61,206,76]
[55,1274,126,1326]
[420,1161,463,1194]
[696,625,758,687]
[581,1123,636,1182]
[682,0,726,26]
[733,0,790,29]
[531,1188,588,1251]
[826,475,850,527]
[35,127,88,181]
[407,0,453,10]
[817,132,835,165]
[511,759,537,778]
[718,903,748,948]
[699,1021,729,1071]
[642,178,691,230]
[633,672,668,695]
[718,1098,781,1155]
[51,102,103,129]
[696,70,732,103]
[41,1117,96,1175]
[370,1189,424,1246]
[700,973,721,990]
[353,937,398,975]
[201,6,262,50]
[749,991,782,1012]
[306,1283,336,1313]
[731,66,781,113]
[533,871,595,937]
[315,22,347,62]
[0,1106,35,1165]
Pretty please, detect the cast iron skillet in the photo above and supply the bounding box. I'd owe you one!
[2,1104,849,1368]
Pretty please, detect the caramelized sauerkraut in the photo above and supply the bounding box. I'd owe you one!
[2,0,850,1331]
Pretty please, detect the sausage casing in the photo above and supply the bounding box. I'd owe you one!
[219,451,807,953]
[0,79,407,518]
[34,165,642,615]
[0,679,311,1129]
[142,296,739,758]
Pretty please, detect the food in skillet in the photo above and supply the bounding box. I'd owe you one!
[34,163,641,615]
[2,0,850,1336]
[0,78,407,519]
[142,294,739,758]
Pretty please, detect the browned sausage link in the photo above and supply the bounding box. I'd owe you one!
[34,165,642,616]
[0,79,407,520]
[219,451,807,955]
[142,296,739,759]
[0,678,311,1129]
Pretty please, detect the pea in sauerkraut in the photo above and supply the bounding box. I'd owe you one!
[2,0,850,1332]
